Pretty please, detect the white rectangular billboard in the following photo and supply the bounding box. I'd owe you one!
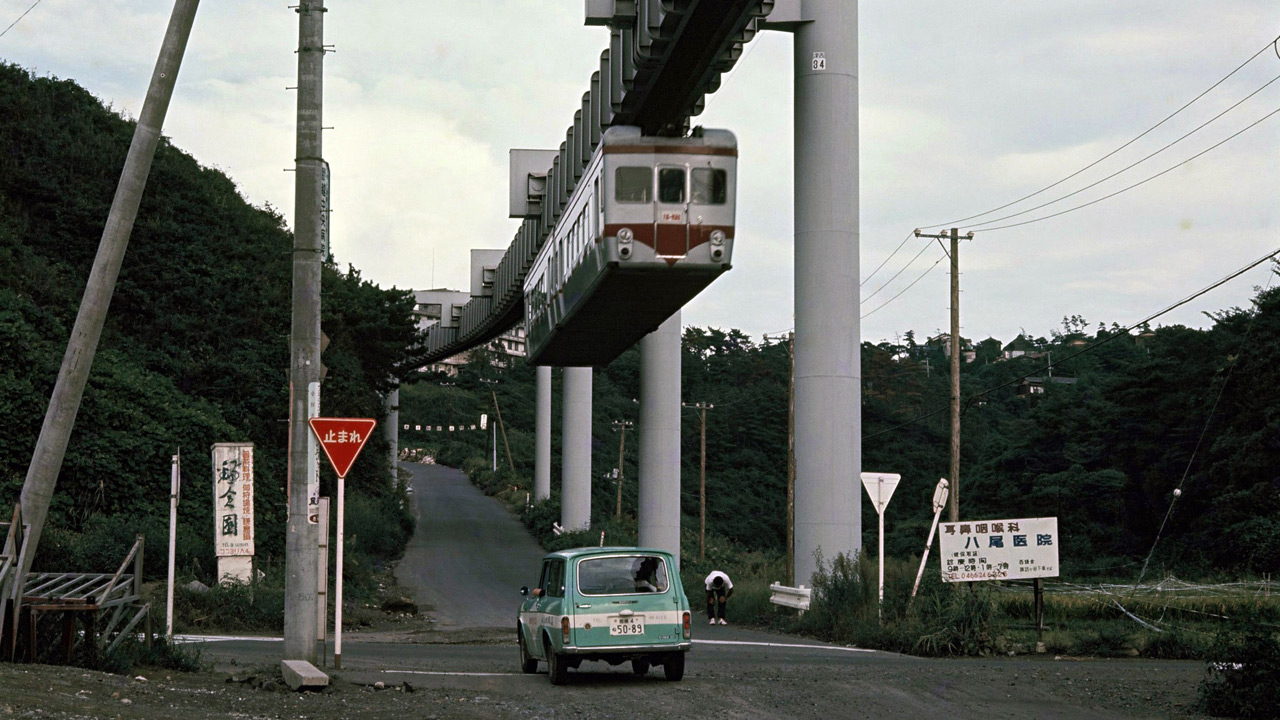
[938,516,1058,582]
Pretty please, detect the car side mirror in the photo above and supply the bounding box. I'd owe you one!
[520,586,529,596]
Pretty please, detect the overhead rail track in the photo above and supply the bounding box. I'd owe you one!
[412,0,773,367]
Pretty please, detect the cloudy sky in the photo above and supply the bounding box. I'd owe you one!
[3,1,1278,345]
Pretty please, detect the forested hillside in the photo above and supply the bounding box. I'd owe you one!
[403,286,1280,579]
[0,63,422,579]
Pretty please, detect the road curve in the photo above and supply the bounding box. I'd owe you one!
[394,462,545,630]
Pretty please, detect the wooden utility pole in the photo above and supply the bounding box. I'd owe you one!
[612,420,633,519]
[915,228,972,523]
[685,402,714,559]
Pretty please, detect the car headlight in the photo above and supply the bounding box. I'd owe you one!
[618,227,634,244]
[710,230,726,246]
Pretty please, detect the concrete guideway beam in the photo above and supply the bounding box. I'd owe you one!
[637,312,682,565]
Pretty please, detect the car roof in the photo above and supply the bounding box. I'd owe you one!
[544,546,674,561]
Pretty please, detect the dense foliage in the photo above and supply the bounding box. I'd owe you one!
[0,63,420,581]
[403,284,1280,579]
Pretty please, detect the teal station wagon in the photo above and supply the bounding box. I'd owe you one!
[518,547,692,684]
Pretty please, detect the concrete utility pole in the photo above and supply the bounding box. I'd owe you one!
[612,420,633,519]
[534,366,552,501]
[18,0,200,582]
[561,367,593,530]
[915,228,971,523]
[685,401,714,560]
[284,0,326,664]
[637,313,682,563]
[384,385,399,475]
[764,331,796,585]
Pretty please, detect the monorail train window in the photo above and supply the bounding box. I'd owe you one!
[658,167,686,204]
[692,168,728,205]
[615,167,652,203]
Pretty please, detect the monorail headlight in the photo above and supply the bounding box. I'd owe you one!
[617,227,634,244]
[710,230,726,246]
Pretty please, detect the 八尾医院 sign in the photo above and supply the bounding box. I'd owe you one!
[938,517,1058,582]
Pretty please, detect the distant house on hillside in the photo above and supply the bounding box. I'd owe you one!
[413,288,526,376]
[999,334,1047,362]
[1016,376,1078,397]
[926,333,977,363]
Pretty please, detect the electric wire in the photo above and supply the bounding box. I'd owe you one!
[863,246,1280,440]
[861,250,946,320]
[0,0,43,39]
[920,35,1280,230]
[1132,266,1275,589]
[861,231,917,287]
[977,105,1280,233]
[861,238,934,304]
[965,73,1280,231]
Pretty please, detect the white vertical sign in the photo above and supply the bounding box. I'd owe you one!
[860,472,900,621]
[307,381,321,524]
[212,443,254,557]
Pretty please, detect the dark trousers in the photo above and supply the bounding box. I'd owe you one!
[706,588,727,620]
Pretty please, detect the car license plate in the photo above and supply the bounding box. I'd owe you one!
[609,615,645,636]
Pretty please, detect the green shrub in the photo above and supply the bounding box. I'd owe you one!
[911,584,998,657]
[1197,613,1280,718]
[99,636,207,675]
[173,573,285,633]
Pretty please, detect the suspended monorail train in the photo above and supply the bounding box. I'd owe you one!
[524,126,737,366]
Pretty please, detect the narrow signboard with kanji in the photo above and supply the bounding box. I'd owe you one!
[309,417,377,478]
[938,516,1059,583]
[211,443,254,557]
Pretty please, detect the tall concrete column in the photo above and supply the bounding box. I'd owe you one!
[793,0,861,587]
[284,0,326,663]
[534,366,552,502]
[637,312,682,564]
[561,367,593,530]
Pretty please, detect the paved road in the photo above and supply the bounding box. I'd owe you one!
[394,462,545,629]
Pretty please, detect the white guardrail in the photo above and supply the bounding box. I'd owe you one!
[769,582,812,614]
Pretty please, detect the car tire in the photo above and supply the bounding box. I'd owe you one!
[546,638,568,685]
[518,627,538,674]
[662,652,685,681]
[631,658,650,676]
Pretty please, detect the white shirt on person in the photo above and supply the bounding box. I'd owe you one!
[704,570,733,591]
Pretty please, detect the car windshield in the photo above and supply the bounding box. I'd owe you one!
[577,555,670,596]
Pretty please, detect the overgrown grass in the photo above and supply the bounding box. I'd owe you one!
[1196,611,1280,718]
[98,636,207,675]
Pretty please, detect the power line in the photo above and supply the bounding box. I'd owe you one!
[921,35,1280,230]
[966,74,1280,231]
[978,104,1280,233]
[0,0,43,39]
[861,230,917,287]
[861,237,934,304]
[861,250,946,319]
[864,246,1280,440]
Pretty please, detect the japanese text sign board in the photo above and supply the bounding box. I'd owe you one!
[938,516,1059,583]
[211,443,254,557]
[309,417,377,478]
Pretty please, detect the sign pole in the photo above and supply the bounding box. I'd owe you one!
[166,451,180,639]
[911,479,949,604]
[335,475,344,669]
[306,417,377,673]
[860,473,900,624]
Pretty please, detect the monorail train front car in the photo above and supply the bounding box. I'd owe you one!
[524,126,737,366]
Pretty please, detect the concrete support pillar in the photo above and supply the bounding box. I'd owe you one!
[561,367,593,530]
[793,0,861,586]
[534,366,552,502]
[637,312,682,564]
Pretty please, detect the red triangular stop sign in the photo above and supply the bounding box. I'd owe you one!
[309,417,378,478]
